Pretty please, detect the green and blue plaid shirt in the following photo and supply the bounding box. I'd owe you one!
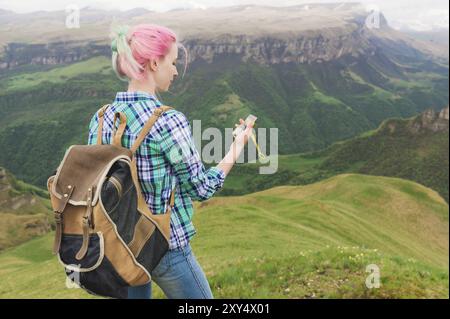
[88,91,226,249]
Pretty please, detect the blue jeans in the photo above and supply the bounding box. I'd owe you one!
[127,243,214,299]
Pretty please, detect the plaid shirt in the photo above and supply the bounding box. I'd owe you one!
[88,91,226,250]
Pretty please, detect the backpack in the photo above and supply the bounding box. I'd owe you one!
[46,104,174,299]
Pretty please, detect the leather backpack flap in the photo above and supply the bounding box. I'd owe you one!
[50,144,133,206]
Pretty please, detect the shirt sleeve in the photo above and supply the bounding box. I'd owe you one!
[159,110,226,202]
[87,112,99,145]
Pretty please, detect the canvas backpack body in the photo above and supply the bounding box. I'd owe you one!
[47,104,174,299]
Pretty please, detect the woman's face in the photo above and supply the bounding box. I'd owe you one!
[150,42,179,93]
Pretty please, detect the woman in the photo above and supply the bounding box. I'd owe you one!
[87,24,254,299]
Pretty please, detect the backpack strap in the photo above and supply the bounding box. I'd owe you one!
[96,104,127,147]
[130,106,176,213]
[76,186,95,260]
[112,112,127,147]
[52,184,75,255]
[130,106,173,154]
[97,104,111,145]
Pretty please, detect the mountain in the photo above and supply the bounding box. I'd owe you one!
[400,27,449,57]
[223,106,450,203]
[1,4,448,68]
[0,4,448,189]
[0,167,53,251]
[0,174,447,298]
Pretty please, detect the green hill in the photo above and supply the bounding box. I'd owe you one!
[315,107,449,202]
[0,167,53,251]
[0,174,447,298]
[222,107,449,203]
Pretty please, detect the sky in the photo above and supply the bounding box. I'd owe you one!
[0,0,448,31]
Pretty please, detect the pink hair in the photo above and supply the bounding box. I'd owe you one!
[111,24,188,82]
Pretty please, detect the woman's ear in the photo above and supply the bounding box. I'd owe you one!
[148,59,158,72]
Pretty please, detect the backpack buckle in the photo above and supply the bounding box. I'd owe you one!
[57,185,75,213]
[85,186,95,229]
[54,212,62,223]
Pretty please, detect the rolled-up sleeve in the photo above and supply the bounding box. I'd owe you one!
[160,110,226,202]
[87,113,99,145]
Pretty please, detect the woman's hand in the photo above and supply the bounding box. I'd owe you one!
[232,118,255,150]
[217,118,255,177]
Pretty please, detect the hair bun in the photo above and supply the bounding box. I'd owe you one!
[111,39,118,53]
[110,25,130,53]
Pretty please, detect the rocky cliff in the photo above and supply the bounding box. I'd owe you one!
[410,106,450,133]
[0,3,443,70]
[0,41,109,69]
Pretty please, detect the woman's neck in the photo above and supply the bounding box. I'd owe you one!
[127,79,156,96]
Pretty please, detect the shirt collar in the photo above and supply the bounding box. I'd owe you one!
[114,91,160,104]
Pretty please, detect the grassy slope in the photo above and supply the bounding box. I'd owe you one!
[0,168,53,251]
[3,56,111,92]
[0,174,447,299]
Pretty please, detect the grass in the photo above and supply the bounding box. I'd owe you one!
[210,246,448,299]
[4,56,112,92]
[346,70,397,100]
[275,154,324,173]
[311,90,346,107]
[211,92,254,128]
[0,168,53,251]
[0,174,447,299]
